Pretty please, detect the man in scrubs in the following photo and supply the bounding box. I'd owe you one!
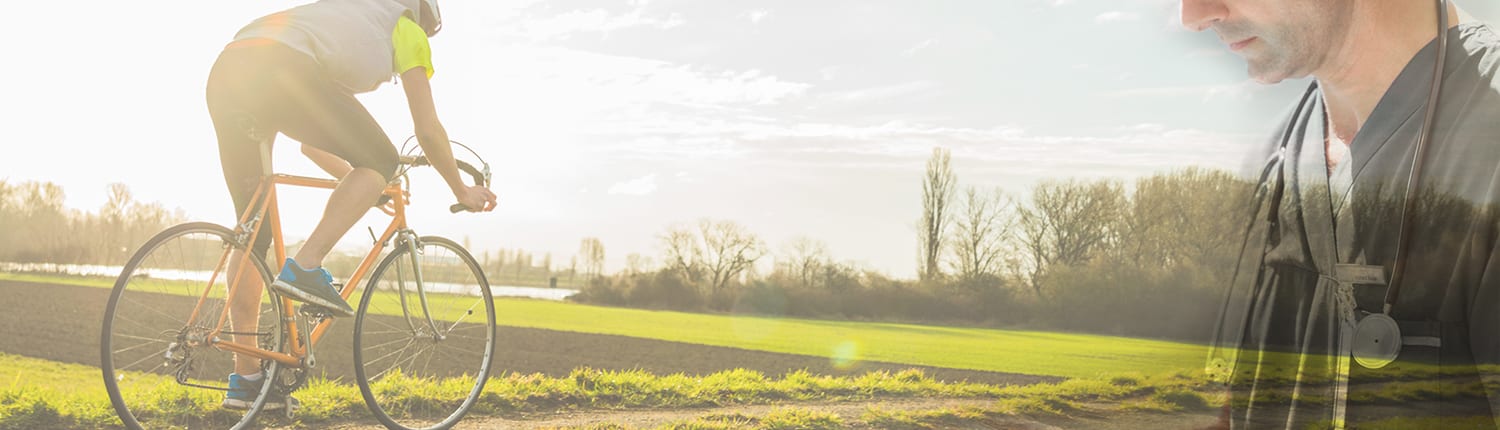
[1183,0,1500,427]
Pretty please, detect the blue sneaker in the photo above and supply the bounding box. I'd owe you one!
[269,258,354,317]
[222,373,299,411]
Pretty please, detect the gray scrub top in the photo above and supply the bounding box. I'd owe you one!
[1209,22,1500,429]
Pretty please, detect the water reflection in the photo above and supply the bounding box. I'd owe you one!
[0,262,577,301]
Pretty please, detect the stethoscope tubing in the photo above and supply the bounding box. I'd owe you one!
[1382,0,1450,314]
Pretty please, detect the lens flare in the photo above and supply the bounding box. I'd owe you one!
[830,340,859,369]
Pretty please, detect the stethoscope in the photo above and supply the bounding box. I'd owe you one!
[1349,0,1450,369]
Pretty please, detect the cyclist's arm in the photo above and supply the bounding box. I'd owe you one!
[301,145,352,179]
[401,67,497,211]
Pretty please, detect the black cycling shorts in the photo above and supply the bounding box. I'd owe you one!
[205,41,398,256]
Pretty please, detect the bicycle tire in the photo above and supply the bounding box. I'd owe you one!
[101,222,285,430]
[353,235,496,430]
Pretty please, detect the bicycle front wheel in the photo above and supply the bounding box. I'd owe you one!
[354,235,496,430]
[101,222,284,430]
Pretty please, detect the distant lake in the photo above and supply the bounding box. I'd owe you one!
[0,262,577,301]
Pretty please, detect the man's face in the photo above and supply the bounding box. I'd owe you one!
[1181,0,1352,84]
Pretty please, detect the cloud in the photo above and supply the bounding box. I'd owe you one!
[520,8,683,41]
[1103,80,1264,103]
[470,1,1263,190]
[1094,11,1141,23]
[485,46,812,111]
[753,123,1260,179]
[608,174,658,195]
[580,111,1258,183]
[823,81,940,104]
[818,66,841,82]
[1120,123,1168,134]
[902,38,937,57]
[756,121,1027,144]
[748,9,772,25]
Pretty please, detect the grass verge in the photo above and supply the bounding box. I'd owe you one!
[0,353,1211,430]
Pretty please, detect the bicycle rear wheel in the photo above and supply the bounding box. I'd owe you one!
[354,235,496,430]
[101,222,284,430]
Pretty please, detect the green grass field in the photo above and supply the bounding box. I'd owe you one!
[485,299,1209,379]
[1,271,1210,379]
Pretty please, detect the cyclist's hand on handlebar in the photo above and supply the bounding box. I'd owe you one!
[454,185,498,212]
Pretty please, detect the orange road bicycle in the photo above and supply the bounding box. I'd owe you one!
[101,140,496,430]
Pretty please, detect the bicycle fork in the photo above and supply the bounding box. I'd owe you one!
[394,230,445,341]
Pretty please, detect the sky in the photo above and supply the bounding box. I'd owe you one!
[4,1,1499,278]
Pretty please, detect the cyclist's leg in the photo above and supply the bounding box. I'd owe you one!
[226,250,267,375]
[275,77,398,268]
[207,43,282,380]
[254,52,397,314]
[211,116,273,379]
[296,169,384,264]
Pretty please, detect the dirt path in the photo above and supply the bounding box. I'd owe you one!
[310,397,1222,429]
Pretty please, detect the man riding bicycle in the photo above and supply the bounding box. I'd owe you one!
[205,0,497,410]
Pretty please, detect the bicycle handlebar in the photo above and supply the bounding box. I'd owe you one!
[398,155,490,213]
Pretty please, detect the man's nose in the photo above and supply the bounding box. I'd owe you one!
[1180,0,1227,32]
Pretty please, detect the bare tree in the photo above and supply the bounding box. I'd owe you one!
[568,256,577,284]
[0,181,13,256]
[18,182,70,262]
[576,242,589,279]
[589,242,604,278]
[658,220,764,292]
[948,186,1015,282]
[660,224,704,282]
[918,147,957,282]
[1119,168,1253,277]
[514,251,531,282]
[498,248,516,286]
[697,219,765,293]
[625,253,652,275]
[778,236,830,288]
[1017,179,1125,297]
[578,237,606,280]
[97,183,133,262]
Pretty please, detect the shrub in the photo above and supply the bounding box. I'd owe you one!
[627,271,703,311]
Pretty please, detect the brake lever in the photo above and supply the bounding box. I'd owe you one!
[450,162,492,213]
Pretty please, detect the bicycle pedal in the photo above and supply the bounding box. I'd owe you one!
[297,304,336,318]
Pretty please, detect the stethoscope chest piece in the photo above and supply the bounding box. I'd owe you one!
[1352,312,1402,369]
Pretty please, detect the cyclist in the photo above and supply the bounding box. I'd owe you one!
[205,0,497,410]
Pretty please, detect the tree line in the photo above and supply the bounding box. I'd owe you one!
[0,181,183,264]
[0,180,610,291]
[6,150,1256,342]
[576,148,1255,342]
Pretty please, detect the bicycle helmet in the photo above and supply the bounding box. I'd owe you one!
[417,0,442,37]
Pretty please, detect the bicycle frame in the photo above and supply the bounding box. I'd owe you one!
[189,171,412,369]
